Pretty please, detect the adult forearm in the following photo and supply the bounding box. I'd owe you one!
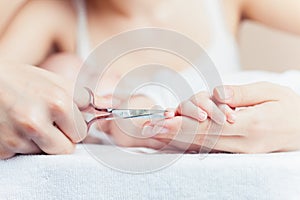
[242,0,300,36]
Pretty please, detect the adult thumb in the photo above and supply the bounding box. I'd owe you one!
[73,87,121,112]
[213,82,285,107]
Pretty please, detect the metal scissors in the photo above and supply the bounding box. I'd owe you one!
[80,88,167,130]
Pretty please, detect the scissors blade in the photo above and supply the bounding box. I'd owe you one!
[111,109,166,119]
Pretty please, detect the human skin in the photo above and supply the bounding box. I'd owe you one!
[0,61,90,158]
[1,0,300,156]
[0,0,27,38]
[149,82,300,153]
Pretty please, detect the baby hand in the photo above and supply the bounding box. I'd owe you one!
[142,91,236,138]
[174,91,236,124]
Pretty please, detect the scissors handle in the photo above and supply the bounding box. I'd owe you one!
[80,87,167,132]
[79,87,110,112]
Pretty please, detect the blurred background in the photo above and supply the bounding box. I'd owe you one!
[240,21,300,72]
[2,0,300,72]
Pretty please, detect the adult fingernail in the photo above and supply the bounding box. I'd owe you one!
[216,86,233,100]
[153,126,169,134]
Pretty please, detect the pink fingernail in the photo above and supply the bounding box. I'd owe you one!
[165,111,175,118]
[199,112,207,121]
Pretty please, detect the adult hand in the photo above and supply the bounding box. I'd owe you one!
[149,82,300,153]
[0,61,91,159]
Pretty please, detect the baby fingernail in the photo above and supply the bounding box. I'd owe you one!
[199,112,207,121]
[165,111,175,118]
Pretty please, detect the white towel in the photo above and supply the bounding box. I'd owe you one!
[1,144,300,200]
[2,70,300,199]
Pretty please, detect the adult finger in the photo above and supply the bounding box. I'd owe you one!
[0,144,15,159]
[74,87,120,112]
[0,124,41,154]
[142,138,168,150]
[218,104,236,123]
[149,117,214,136]
[41,71,107,110]
[49,87,88,143]
[213,82,288,107]
[183,134,265,154]
[156,134,245,153]
[150,109,264,153]
[30,123,75,155]
[13,107,75,155]
[73,86,91,110]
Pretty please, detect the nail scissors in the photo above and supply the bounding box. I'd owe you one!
[80,88,167,130]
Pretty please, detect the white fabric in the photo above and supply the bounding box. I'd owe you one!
[2,3,297,199]
[1,144,300,200]
[74,0,91,60]
[1,71,300,199]
[204,0,241,73]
